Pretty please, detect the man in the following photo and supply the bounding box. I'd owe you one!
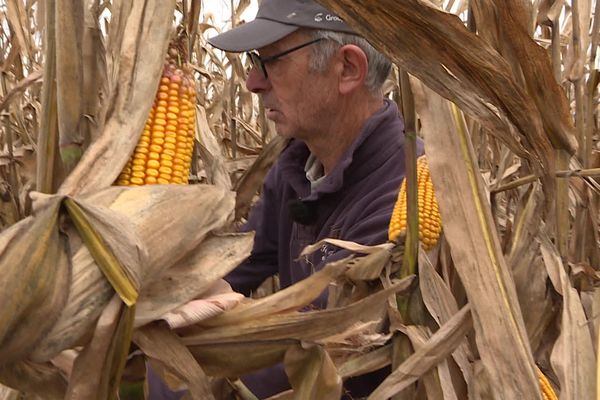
[150,0,422,398]
[210,1,423,398]
[211,0,423,304]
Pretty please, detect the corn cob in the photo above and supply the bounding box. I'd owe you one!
[116,41,195,186]
[537,367,558,400]
[388,155,441,250]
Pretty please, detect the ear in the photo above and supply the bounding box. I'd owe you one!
[337,44,368,95]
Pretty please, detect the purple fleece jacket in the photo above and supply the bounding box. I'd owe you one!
[226,99,424,399]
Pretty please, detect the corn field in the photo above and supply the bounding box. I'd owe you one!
[0,0,598,399]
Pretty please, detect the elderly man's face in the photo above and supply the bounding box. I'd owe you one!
[245,32,339,141]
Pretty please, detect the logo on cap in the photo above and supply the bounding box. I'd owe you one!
[314,13,343,23]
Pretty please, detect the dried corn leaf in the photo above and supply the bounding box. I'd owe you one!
[134,323,215,400]
[201,255,354,327]
[187,340,295,379]
[65,296,131,400]
[411,80,540,398]
[0,197,69,366]
[369,305,472,400]
[235,136,289,220]
[0,361,67,400]
[537,0,565,23]
[513,252,557,354]
[344,248,392,282]
[136,232,254,326]
[338,344,392,379]
[182,278,413,345]
[300,238,393,257]
[196,105,232,190]
[418,251,473,391]
[265,389,292,400]
[232,0,251,25]
[64,197,140,306]
[82,2,108,143]
[471,0,577,153]
[470,360,494,400]
[437,359,461,400]
[36,0,60,194]
[0,385,19,400]
[320,320,390,359]
[186,0,202,49]
[0,70,42,113]
[581,288,600,358]
[506,185,544,263]
[403,325,446,400]
[161,280,413,379]
[85,184,235,284]
[55,0,85,168]
[540,228,596,399]
[5,0,33,61]
[564,0,591,81]
[30,221,116,361]
[284,343,342,400]
[507,186,556,352]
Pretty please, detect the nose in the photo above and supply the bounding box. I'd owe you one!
[245,66,270,93]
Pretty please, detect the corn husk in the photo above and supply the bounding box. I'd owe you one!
[0,183,251,398]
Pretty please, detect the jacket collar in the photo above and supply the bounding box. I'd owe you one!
[279,99,405,200]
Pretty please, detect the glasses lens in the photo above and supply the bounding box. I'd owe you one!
[248,52,267,79]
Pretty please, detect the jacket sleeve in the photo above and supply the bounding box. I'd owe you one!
[224,168,280,296]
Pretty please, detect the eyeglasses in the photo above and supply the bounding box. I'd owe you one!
[246,38,324,79]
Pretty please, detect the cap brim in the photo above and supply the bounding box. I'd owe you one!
[208,18,299,52]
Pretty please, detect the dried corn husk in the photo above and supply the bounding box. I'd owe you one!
[0,184,252,397]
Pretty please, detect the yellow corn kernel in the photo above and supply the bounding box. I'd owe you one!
[151,137,165,146]
[114,37,196,187]
[146,159,160,169]
[158,166,173,175]
[146,169,160,178]
[388,155,442,250]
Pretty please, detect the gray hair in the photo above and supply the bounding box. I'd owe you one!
[306,30,392,94]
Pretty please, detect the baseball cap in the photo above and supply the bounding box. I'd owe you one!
[208,0,356,52]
